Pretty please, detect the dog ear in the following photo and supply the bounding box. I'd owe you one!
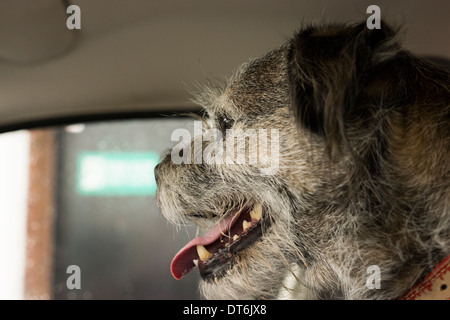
[287,21,399,153]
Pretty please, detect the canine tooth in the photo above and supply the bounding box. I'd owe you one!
[250,203,262,221]
[193,259,199,267]
[242,220,251,231]
[233,235,239,241]
[197,245,213,261]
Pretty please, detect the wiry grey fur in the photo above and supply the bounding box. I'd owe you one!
[155,20,450,299]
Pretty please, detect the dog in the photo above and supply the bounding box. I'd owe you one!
[154,20,450,299]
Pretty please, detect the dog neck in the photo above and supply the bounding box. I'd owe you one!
[400,255,450,300]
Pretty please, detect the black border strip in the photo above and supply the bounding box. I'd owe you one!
[0,299,435,316]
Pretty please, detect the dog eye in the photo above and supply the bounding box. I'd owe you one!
[218,114,234,132]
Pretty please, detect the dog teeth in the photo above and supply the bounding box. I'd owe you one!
[250,203,262,221]
[193,259,199,267]
[233,234,239,241]
[242,220,251,231]
[196,245,213,261]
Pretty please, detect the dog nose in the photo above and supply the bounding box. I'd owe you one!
[154,162,162,185]
[155,154,173,185]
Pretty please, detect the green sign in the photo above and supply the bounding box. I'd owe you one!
[76,152,160,196]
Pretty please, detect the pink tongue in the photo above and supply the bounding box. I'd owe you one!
[171,212,237,280]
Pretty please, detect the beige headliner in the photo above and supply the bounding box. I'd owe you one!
[0,0,449,129]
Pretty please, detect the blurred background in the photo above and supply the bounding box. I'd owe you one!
[0,0,449,299]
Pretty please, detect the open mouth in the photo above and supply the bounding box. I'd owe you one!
[170,203,266,280]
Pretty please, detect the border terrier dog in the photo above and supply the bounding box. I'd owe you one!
[155,20,450,299]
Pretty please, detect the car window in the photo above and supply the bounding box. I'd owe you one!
[0,117,200,299]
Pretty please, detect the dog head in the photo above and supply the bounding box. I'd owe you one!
[155,20,450,299]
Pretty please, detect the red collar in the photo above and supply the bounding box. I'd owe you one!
[400,255,450,300]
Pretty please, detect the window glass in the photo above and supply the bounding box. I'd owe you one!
[0,117,200,300]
